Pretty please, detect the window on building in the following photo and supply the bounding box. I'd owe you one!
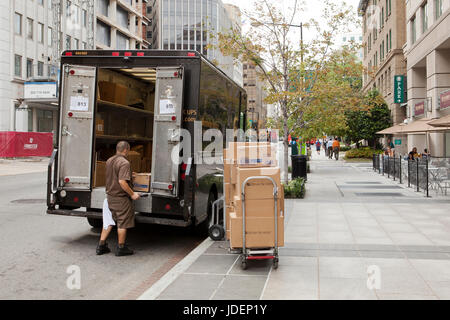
[38,61,44,76]
[27,18,33,39]
[117,5,129,29]
[14,13,22,35]
[82,42,87,49]
[74,38,79,49]
[82,9,87,27]
[435,0,443,19]
[97,0,109,17]
[388,0,391,16]
[66,1,71,18]
[411,16,417,44]
[422,2,429,33]
[27,59,33,78]
[66,35,71,49]
[96,20,111,46]
[116,32,130,49]
[48,27,52,46]
[38,23,44,43]
[14,55,22,77]
[38,0,44,5]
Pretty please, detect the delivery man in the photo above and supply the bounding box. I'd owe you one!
[96,141,140,256]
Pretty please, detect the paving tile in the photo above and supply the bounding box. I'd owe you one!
[229,256,272,276]
[212,275,268,300]
[158,274,224,300]
[319,277,377,300]
[318,257,366,279]
[377,293,437,300]
[359,250,405,259]
[409,260,450,282]
[426,281,450,299]
[389,233,434,246]
[185,254,238,275]
[262,267,318,300]
[404,252,450,260]
[379,223,417,233]
[318,232,354,244]
[354,237,394,245]
[351,226,389,238]
[346,218,380,227]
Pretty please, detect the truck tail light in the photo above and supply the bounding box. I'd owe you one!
[137,52,144,56]
[73,197,79,203]
[180,162,187,181]
[124,52,132,56]
[64,178,70,183]
[65,52,73,56]
[187,52,196,57]
[112,52,120,56]
[165,204,171,211]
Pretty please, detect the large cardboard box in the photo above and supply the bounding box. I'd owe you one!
[98,81,127,105]
[229,213,284,249]
[236,145,277,168]
[141,157,151,172]
[128,151,141,173]
[133,173,151,192]
[233,198,284,219]
[93,161,107,187]
[235,167,282,198]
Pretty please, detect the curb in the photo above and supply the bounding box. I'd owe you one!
[137,237,214,300]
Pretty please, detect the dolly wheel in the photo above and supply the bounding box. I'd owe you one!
[273,258,279,270]
[241,260,248,270]
[208,224,225,241]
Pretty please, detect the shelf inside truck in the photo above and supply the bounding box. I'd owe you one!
[97,100,154,117]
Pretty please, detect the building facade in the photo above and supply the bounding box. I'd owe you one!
[0,0,148,135]
[405,0,450,157]
[337,32,364,61]
[243,61,267,129]
[146,0,242,84]
[359,0,407,129]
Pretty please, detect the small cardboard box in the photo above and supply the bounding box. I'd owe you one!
[224,183,235,205]
[127,151,141,173]
[98,81,128,105]
[133,173,151,192]
[95,119,104,135]
[229,213,284,249]
[233,198,283,219]
[235,167,282,198]
[93,161,107,187]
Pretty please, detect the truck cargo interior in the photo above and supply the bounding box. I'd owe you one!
[93,67,156,192]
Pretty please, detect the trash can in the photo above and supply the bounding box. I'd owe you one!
[291,155,307,180]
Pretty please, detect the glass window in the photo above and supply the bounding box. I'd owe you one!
[38,23,44,43]
[82,42,87,49]
[389,29,392,50]
[117,6,129,29]
[14,55,22,77]
[38,61,44,76]
[116,31,130,49]
[14,13,22,35]
[96,20,111,46]
[435,0,443,19]
[66,1,71,18]
[27,18,33,39]
[97,0,109,17]
[66,35,71,49]
[74,38,79,49]
[38,0,44,6]
[411,16,417,44]
[422,2,428,33]
[27,59,33,78]
[82,9,87,27]
[48,27,52,46]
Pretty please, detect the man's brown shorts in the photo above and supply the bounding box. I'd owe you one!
[106,195,135,229]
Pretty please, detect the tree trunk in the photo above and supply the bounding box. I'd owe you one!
[283,120,289,184]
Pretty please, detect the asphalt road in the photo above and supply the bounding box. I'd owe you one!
[0,172,205,300]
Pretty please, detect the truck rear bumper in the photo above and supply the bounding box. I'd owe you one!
[47,209,192,227]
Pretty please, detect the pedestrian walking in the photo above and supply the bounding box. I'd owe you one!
[96,141,141,256]
[332,138,341,161]
[327,139,334,159]
[315,140,321,155]
[290,137,299,156]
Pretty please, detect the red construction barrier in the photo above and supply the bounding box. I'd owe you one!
[0,131,53,157]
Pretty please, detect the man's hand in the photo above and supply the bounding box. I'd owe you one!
[131,192,141,201]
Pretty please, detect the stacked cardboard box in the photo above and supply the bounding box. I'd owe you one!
[224,142,284,249]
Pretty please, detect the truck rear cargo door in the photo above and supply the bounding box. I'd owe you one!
[57,65,96,190]
[151,67,184,198]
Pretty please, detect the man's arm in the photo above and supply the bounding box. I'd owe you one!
[119,180,140,200]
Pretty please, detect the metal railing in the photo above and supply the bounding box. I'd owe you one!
[373,154,450,197]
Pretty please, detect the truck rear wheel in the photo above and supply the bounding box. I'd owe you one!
[87,217,103,229]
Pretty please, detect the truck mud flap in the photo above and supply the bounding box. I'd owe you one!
[47,209,192,227]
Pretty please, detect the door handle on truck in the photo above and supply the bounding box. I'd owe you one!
[62,125,73,137]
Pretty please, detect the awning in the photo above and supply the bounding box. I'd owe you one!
[376,123,407,135]
[428,115,450,128]
[376,118,450,134]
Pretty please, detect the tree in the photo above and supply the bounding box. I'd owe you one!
[345,90,392,148]
[212,0,361,182]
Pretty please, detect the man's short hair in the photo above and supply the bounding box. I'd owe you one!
[116,141,130,152]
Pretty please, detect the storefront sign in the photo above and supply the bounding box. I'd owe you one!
[414,101,425,117]
[394,75,406,104]
[24,82,57,99]
[440,90,450,110]
[395,139,402,146]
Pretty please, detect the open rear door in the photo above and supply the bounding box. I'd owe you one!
[151,66,184,198]
[57,65,97,190]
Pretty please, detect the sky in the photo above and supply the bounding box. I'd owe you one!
[223,0,362,45]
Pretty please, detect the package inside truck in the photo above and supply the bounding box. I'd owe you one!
[93,68,156,193]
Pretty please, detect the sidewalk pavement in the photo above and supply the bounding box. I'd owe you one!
[139,150,450,300]
[0,158,49,176]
